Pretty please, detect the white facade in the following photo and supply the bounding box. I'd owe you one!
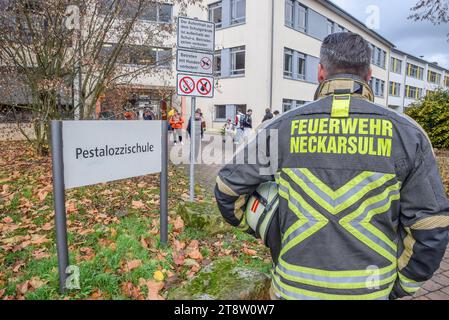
[181,0,394,130]
[388,49,449,113]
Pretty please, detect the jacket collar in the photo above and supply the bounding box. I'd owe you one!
[314,73,374,102]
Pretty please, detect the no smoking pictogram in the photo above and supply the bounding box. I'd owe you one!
[179,76,195,94]
[196,78,212,96]
[200,57,212,70]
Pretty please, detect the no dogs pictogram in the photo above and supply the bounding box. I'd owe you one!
[197,78,212,96]
[200,57,212,70]
[179,76,195,94]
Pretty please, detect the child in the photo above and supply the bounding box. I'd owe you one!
[169,111,184,145]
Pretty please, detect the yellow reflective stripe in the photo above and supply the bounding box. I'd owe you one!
[331,94,351,118]
[272,274,394,300]
[277,178,328,254]
[284,169,396,215]
[340,183,401,263]
[216,176,238,197]
[398,227,415,270]
[278,256,396,277]
[398,272,423,294]
[276,263,397,290]
[412,216,449,230]
[300,169,375,200]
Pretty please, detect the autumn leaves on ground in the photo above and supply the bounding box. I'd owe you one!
[0,141,270,300]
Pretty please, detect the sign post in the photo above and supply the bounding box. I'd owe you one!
[50,120,168,293]
[51,121,70,294]
[177,17,215,202]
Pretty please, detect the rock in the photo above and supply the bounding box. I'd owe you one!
[168,258,271,300]
[177,201,233,235]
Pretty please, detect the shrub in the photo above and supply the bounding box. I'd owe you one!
[405,89,449,149]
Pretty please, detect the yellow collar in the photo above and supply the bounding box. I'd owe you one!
[314,77,374,102]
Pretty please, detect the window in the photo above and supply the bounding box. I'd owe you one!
[295,3,307,32]
[369,44,386,68]
[285,0,307,32]
[295,53,306,80]
[407,63,424,80]
[390,57,402,74]
[208,1,223,28]
[104,44,171,68]
[215,105,226,121]
[428,70,441,84]
[405,85,422,100]
[445,76,449,88]
[231,0,246,24]
[334,24,344,33]
[326,19,334,35]
[389,81,400,97]
[114,2,173,23]
[158,4,173,23]
[214,50,222,77]
[230,46,245,76]
[284,48,293,77]
[285,0,294,27]
[283,99,306,112]
[370,77,385,97]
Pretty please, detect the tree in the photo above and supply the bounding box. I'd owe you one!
[405,89,449,149]
[0,0,201,155]
[409,0,449,40]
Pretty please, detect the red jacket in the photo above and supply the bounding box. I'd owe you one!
[169,116,184,129]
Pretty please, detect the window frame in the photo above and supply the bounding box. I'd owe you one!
[208,1,223,29]
[230,46,246,76]
[284,48,293,78]
[213,50,222,77]
[214,105,227,122]
[231,0,246,25]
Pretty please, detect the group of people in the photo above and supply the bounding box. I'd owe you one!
[168,107,206,145]
[223,108,281,144]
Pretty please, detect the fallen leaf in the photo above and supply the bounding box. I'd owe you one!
[153,270,164,282]
[173,240,186,251]
[132,200,145,209]
[32,249,51,260]
[121,281,144,300]
[2,216,13,224]
[126,259,142,272]
[173,216,184,232]
[187,249,203,261]
[37,190,48,202]
[140,279,164,300]
[242,247,257,256]
[0,288,5,299]
[172,252,185,266]
[29,277,46,290]
[12,261,25,273]
[16,281,29,295]
[66,202,77,213]
[41,222,53,231]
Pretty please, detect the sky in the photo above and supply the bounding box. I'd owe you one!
[330,0,449,69]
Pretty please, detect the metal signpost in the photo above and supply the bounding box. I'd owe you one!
[50,120,168,293]
[176,17,215,202]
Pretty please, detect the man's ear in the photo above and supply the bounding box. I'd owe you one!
[318,64,326,83]
[365,68,373,82]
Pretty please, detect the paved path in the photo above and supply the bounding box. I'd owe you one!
[172,136,449,300]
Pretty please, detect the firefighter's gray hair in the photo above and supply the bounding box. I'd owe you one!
[320,32,372,78]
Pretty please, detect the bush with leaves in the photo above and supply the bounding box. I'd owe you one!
[405,89,449,149]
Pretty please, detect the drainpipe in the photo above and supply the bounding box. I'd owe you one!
[269,0,275,110]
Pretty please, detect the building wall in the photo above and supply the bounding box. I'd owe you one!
[188,0,393,131]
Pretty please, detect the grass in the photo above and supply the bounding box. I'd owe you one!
[0,141,270,300]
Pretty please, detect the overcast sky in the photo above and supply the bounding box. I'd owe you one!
[331,0,449,69]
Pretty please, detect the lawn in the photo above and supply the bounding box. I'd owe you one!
[0,141,271,300]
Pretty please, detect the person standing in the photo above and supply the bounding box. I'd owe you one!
[262,108,274,123]
[241,109,253,139]
[234,109,245,144]
[169,110,184,145]
[214,32,449,300]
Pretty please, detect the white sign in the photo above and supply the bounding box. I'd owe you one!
[177,17,215,53]
[177,73,214,98]
[177,49,214,75]
[62,121,162,189]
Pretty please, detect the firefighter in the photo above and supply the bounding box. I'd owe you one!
[214,32,449,300]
